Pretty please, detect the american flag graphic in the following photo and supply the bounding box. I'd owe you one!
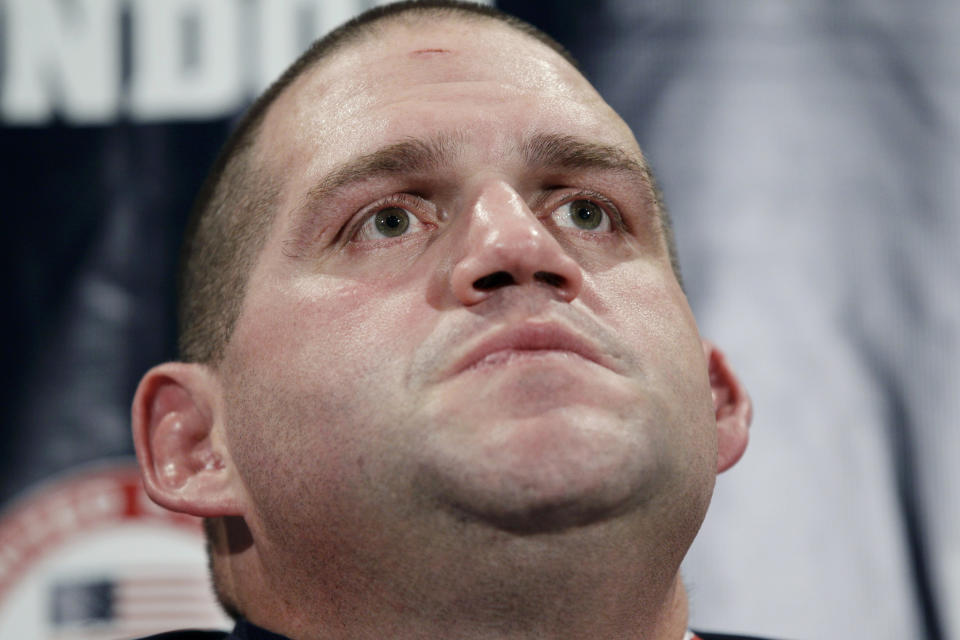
[47,568,228,640]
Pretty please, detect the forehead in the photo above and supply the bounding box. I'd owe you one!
[255,16,640,183]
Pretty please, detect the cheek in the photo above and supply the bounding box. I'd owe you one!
[234,271,434,384]
[224,270,436,452]
[599,260,699,349]
[597,260,714,430]
[223,274,434,526]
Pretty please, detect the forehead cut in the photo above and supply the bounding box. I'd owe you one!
[268,16,616,119]
[268,12,587,119]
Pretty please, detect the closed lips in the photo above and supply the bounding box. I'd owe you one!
[448,323,612,377]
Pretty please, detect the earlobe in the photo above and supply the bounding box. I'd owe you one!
[131,362,244,517]
[702,339,752,473]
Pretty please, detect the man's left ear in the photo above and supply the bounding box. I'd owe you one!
[702,339,752,473]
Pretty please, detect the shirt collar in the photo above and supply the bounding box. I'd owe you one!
[230,619,292,640]
[230,618,700,640]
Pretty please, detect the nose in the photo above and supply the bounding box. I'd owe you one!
[450,182,584,306]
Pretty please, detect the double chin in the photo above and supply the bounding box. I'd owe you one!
[413,405,670,535]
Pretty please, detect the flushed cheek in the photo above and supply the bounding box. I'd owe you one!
[596,264,710,406]
[224,274,435,514]
[598,264,698,347]
[234,272,435,391]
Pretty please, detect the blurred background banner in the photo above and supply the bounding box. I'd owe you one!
[1,1,957,638]
[0,461,231,638]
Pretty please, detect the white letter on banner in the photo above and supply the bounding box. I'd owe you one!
[129,0,242,121]
[1,0,121,125]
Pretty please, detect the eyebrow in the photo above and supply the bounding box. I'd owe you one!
[286,131,655,250]
[305,132,465,205]
[520,132,649,177]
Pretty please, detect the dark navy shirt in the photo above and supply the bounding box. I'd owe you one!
[137,619,779,639]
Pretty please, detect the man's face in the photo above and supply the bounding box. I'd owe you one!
[220,19,716,554]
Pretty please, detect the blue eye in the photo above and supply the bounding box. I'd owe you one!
[553,199,611,232]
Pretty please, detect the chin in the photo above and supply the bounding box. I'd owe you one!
[415,405,669,534]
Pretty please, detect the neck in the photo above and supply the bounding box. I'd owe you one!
[223,515,691,640]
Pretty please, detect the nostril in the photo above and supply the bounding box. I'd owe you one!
[534,271,566,288]
[473,271,516,290]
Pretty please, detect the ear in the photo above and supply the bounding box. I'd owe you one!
[131,362,244,517]
[702,339,752,473]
